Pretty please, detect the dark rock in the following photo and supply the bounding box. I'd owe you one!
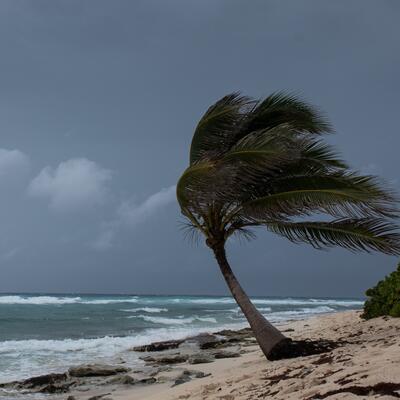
[188,354,215,364]
[199,337,227,350]
[12,373,73,393]
[215,328,253,339]
[187,333,217,345]
[139,355,156,362]
[18,373,68,388]
[173,376,190,386]
[87,394,112,400]
[39,382,75,394]
[213,350,241,359]
[132,339,184,352]
[196,332,243,349]
[66,396,76,400]
[106,374,136,385]
[172,370,211,387]
[68,364,129,377]
[140,354,189,365]
[139,377,157,385]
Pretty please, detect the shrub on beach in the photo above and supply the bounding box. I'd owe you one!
[362,262,400,319]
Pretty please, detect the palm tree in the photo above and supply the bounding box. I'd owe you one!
[176,92,400,360]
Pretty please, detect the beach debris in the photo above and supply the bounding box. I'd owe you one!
[305,382,400,399]
[68,364,130,377]
[268,338,340,361]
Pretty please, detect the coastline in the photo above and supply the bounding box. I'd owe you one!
[3,310,400,399]
[0,294,363,385]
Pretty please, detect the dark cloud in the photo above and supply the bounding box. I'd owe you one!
[0,0,399,297]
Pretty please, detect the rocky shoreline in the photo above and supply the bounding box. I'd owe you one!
[0,327,260,399]
[3,311,400,400]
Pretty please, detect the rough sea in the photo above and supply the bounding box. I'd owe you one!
[0,294,363,384]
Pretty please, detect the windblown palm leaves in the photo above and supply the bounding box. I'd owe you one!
[177,92,400,254]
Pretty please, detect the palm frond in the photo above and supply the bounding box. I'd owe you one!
[189,93,254,164]
[176,160,216,208]
[241,173,398,219]
[266,218,400,255]
[241,92,332,138]
[298,140,348,171]
[179,220,202,245]
[221,126,302,179]
[230,226,257,243]
[178,91,400,255]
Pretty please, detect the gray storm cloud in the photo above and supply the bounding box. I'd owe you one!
[0,0,399,296]
[92,185,176,251]
[28,158,112,212]
[0,149,30,178]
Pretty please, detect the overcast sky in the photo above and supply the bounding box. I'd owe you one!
[0,0,399,297]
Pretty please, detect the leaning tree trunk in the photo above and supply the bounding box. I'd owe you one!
[211,243,289,360]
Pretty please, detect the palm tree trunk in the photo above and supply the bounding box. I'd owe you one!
[211,243,289,360]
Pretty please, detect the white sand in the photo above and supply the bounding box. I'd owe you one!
[73,311,400,400]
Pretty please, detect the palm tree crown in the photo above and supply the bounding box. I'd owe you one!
[177,92,400,254]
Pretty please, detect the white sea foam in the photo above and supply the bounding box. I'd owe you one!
[136,315,217,325]
[267,306,335,322]
[0,295,82,305]
[0,295,363,307]
[251,299,364,306]
[0,295,139,305]
[0,324,237,384]
[120,307,168,313]
[81,298,139,305]
[174,297,363,307]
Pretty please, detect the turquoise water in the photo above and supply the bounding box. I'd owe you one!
[0,293,363,384]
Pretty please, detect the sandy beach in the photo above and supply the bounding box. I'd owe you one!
[112,311,400,400]
[3,310,400,400]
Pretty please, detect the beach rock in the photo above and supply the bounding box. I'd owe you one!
[12,372,73,393]
[215,328,253,339]
[188,354,215,364]
[138,377,157,385]
[132,339,184,352]
[139,355,156,362]
[39,382,75,394]
[189,333,219,347]
[106,374,136,385]
[140,354,189,365]
[198,337,227,350]
[68,364,129,377]
[172,370,211,386]
[195,332,243,350]
[213,350,241,359]
[87,394,112,400]
[17,372,68,388]
[149,365,172,376]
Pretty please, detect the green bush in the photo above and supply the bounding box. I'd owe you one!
[362,262,400,319]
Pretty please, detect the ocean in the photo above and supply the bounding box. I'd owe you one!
[0,293,363,385]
